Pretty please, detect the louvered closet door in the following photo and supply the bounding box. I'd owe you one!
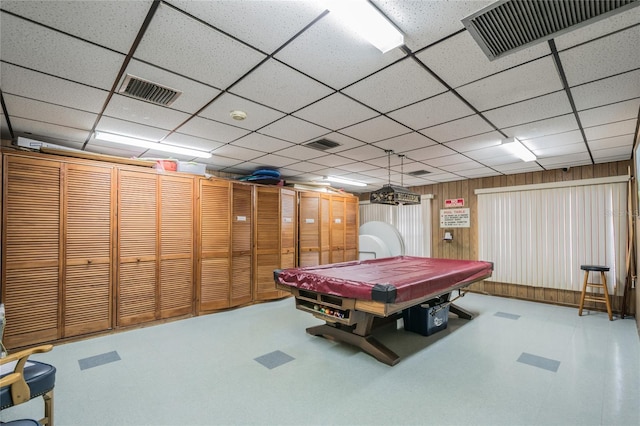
[254,187,281,300]
[320,194,331,265]
[64,164,114,337]
[344,196,359,261]
[231,183,252,306]
[199,179,231,312]
[118,171,158,326]
[159,175,194,319]
[330,195,346,263]
[299,191,321,267]
[2,156,61,348]
[280,188,297,274]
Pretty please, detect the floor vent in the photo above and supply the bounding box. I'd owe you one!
[462,0,639,61]
[408,170,431,176]
[305,138,341,151]
[118,74,182,106]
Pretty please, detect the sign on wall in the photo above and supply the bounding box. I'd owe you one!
[440,208,470,228]
[445,198,465,208]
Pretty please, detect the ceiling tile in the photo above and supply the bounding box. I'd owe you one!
[239,154,299,169]
[588,134,634,151]
[373,132,436,152]
[95,116,170,141]
[167,0,326,53]
[404,144,457,162]
[177,116,250,143]
[375,0,494,51]
[230,59,334,113]
[584,119,636,141]
[273,144,327,161]
[282,161,329,173]
[258,116,328,144]
[308,155,355,168]
[10,117,89,146]
[534,142,588,158]
[420,114,494,143]
[554,7,640,50]
[0,63,109,114]
[523,130,584,151]
[85,140,147,158]
[591,146,633,163]
[1,0,152,53]
[571,70,640,111]
[387,91,474,130]
[483,91,573,129]
[230,133,295,153]
[4,94,97,131]
[493,162,544,174]
[338,144,388,162]
[457,167,500,178]
[119,60,221,115]
[502,114,579,140]
[578,99,640,128]
[537,153,592,169]
[421,172,461,182]
[198,93,285,131]
[426,154,475,168]
[211,144,263,162]
[104,94,191,130]
[1,13,125,90]
[416,30,550,88]
[332,162,379,173]
[342,58,448,113]
[440,159,486,172]
[293,93,377,130]
[134,3,266,89]
[274,12,405,90]
[444,131,503,152]
[559,26,640,87]
[0,113,9,140]
[457,56,564,112]
[162,132,224,152]
[340,116,410,143]
[201,154,245,170]
[142,148,198,162]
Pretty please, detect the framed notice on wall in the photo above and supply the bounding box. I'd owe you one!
[440,208,470,228]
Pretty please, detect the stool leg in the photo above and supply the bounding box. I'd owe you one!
[601,271,613,321]
[578,270,589,316]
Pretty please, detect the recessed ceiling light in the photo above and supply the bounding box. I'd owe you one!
[230,110,247,121]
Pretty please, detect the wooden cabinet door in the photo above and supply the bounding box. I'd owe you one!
[231,183,252,306]
[159,175,194,319]
[63,163,114,337]
[280,188,297,271]
[330,195,346,263]
[299,191,321,267]
[320,193,331,265]
[199,179,231,312]
[2,156,61,348]
[254,187,281,301]
[345,195,359,261]
[118,170,157,326]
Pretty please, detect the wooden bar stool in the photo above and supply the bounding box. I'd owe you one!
[578,265,613,321]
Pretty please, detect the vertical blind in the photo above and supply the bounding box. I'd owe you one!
[477,179,627,295]
[359,197,432,257]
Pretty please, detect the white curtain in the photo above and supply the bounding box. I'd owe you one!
[359,197,432,257]
[477,181,627,295]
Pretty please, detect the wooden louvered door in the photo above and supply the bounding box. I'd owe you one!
[63,163,114,337]
[198,179,231,312]
[231,183,253,306]
[159,175,194,319]
[299,191,321,267]
[118,170,158,326]
[330,195,346,263]
[344,195,359,261]
[254,187,282,301]
[320,193,331,265]
[280,188,297,280]
[2,156,61,348]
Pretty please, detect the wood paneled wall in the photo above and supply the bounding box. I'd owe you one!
[360,161,635,314]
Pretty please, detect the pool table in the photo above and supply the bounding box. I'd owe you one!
[274,256,493,365]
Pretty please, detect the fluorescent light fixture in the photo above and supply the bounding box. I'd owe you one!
[94,131,212,158]
[323,176,367,187]
[502,137,536,162]
[326,0,404,53]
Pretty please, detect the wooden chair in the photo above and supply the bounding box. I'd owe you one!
[578,265,613,321]
[0,344,56,426]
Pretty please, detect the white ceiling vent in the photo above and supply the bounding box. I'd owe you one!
[118,74,182,106]
[305,138,341,151]
[407,170,431,177]
[462,0,639,61]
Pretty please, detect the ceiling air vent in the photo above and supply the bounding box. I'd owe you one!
[118,74,182,106]
[305,138,341,151]
[462,0,639,61]
[408,170,431,176]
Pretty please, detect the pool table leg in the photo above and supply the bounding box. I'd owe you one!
[449,303,473,320]
[306,322,401,366]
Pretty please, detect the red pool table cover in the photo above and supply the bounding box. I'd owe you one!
[275,256,493,304]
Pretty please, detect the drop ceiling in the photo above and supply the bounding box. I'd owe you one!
[1,0,639,192]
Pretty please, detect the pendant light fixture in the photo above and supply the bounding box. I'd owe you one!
[370,150,421,205]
